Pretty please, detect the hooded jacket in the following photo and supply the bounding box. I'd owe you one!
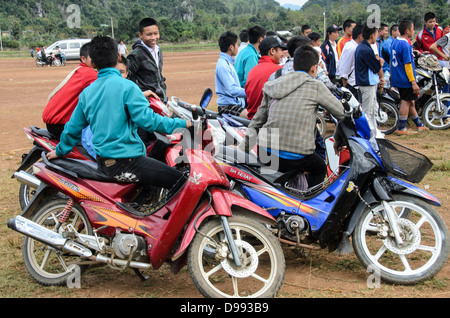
[127,40,167,101]
[240,71,344,155]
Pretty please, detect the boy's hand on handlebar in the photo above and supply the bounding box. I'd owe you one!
[46,150,59,160]
[185,120,192,128]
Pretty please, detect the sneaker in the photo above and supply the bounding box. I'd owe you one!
[417,125,428,132]
[395,128,411,135]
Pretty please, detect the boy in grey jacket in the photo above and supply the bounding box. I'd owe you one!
[240,46,344,187]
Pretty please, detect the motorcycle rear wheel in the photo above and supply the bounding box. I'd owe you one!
[422,95,450,130]
[377,99,399,135]
[188,213,285,298]
[22,199,92,286]
[353,194,449,285]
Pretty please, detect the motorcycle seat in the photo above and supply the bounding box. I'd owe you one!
[216,145,265,167]
[30,126,58,140]
[47,157,116,182]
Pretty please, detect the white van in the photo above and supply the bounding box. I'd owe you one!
[41,39,91,60]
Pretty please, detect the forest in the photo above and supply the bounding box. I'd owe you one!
[1,0,450,49]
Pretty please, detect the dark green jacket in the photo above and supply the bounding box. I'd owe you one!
[127,40,167,102]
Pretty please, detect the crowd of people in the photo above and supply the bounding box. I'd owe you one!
[41,12,449,208]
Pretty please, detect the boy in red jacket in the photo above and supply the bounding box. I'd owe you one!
[42,42,97,138]
[415,12,444,59]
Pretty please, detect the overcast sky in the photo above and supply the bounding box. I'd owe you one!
[274,0,309,6]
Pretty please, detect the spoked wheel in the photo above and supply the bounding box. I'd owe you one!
[422,95,450,130]
[188,214,285,298]
[377,99,399,135]
[353,194,449,285]
[22,198,92,286]
[316,113,327,137]
[18,167,36,210]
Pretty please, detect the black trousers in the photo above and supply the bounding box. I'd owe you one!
[97,156,183,204]
[46,123,65,139]
[277,152,326,188]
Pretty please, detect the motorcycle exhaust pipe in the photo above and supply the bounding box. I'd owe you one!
[90,254,151,270]
[13,171,41,189]
[7,215,92,258]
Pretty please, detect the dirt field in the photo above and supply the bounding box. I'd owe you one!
[0,53,449,299]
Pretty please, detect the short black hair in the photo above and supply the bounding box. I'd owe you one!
[239,29,249,42]
[424,12,435,22]
[248,25,266,44]
[308,32,321,42]
[139,17,158,33]
[293,45,319,72]
[89,35,118,70]
[343,19,356,31]
[119,55,128,67]
[288,35,312,57]
[379,23,389,30]
[398,19,414,35]
[79,42,90,62]
[302,25,311,32]
[362,25,377,40]
[390,24,399,35]
[352,24,364,39]
[218,31,238,53]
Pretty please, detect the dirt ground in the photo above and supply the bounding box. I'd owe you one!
[0,52,449,299]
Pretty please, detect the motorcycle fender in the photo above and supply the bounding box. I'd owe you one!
[12,145,45,177]
[171,188,276,262]
[388,177,441,206]
[19,182,59,219]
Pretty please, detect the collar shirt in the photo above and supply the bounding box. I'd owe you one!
[336,39,358,86]
[215,52,246,107]
[141,40,160,67]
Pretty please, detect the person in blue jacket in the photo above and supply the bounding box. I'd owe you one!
[355,25,385,135]
[46,35,190,211]
[320,24,342,82]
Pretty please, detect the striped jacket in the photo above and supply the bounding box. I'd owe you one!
[240,71,344,155]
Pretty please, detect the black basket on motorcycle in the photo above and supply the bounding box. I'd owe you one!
[377,138,433,183]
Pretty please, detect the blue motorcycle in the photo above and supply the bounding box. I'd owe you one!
[199,88,449,285]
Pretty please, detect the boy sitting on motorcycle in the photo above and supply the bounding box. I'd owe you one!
[239,46,344,187]
[46,35,191,212]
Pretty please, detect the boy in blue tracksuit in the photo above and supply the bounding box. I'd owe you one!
[47,35,190,211]
[355,25,385,135]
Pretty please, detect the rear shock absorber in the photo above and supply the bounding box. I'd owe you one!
[56,199,74,230]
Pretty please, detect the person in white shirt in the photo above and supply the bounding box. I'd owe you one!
[336,24,364,100]
[118,40,128,56]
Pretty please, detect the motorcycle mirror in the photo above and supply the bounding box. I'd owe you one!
[199,88,213,109]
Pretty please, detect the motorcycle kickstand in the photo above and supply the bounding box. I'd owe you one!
[133,268,150,282]
[221,216,242,267]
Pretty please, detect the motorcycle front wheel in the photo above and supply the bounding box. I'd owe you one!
[353,194,449,285]
[188,213,285,298]
[22,198,92,286]
[422,95,450,130]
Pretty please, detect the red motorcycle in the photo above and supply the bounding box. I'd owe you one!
[8,107,285,298]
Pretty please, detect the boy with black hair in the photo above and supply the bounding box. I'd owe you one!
[416,12,444,59]
[47,35,190,212]
[215,31,248,117]
[391,20,426,134]
[237,29,249,55]
[127,18,166,102]
[240,46,344,187]
[301,25,312,37]
[234,25,267,88]
[43,42,97,138]
[337,19,356,58]
[321,24,342,82]
[355,25,385,136]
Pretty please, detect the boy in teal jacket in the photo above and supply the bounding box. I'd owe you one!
[47,35,190,210]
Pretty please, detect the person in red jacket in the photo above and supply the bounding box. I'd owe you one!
[415,12,444,59]
[42,42,97,138]
[245,36,286,119]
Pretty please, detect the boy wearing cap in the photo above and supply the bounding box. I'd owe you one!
[321,24,342,82]
[245,35,286,119]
